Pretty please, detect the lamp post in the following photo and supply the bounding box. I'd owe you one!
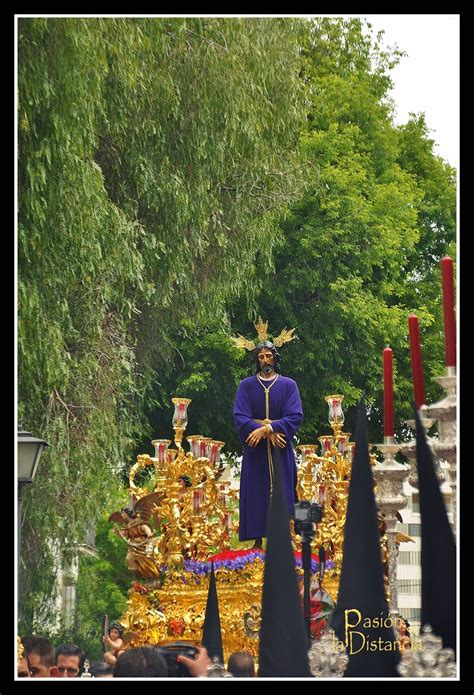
[17,431,48,591]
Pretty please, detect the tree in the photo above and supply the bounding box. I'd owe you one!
[73,514,131,661]
[18,17,307,627]
[236,18,456,441]
[155,18,456,445]
[147,325,248,453]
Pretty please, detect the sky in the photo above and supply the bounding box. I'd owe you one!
[359,14,459,170]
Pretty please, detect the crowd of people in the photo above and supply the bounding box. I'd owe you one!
[18,627,257,679]
[18,619,413,678]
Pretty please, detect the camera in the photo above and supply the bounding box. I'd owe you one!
[294,500,323,524]
[155,641,199,677]
[292,500,323,538]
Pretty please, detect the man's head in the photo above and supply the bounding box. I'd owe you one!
[55,643,85,678]
[227,651,256,678]
[17,656,31,678]
[113,647,168,677]
[253,341,281,375]
[21,635,57,677]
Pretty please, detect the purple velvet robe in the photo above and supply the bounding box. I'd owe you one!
[233,374,303,540]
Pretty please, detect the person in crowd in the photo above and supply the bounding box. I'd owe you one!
[55,643,86,677]
[90,660,114,678]
[17,636,31,678]
[113,646,168,677]
[227,651,256,677]
[21,635,58,677]
[17,655,31,678]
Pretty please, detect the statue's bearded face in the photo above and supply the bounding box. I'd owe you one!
[253,341,280,373]
[257,348,275,374]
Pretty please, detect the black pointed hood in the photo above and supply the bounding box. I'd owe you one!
[258,444,311,677]
[330,399,400,677]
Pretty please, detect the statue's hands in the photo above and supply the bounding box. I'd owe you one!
[269,431,286,448]
[246,426,268,447]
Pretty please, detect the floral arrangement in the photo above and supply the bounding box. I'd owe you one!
[168,617,186,637]
[159,547,334,578]
[132,581,149,595]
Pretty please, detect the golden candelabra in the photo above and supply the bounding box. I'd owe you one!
[112,397,265,659]
[295,395,378,601]
[121,397,235,573]
[295,395,352,601]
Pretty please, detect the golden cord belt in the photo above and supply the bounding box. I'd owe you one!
[256,374,280,494]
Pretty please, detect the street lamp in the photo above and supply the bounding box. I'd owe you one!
[18,431,48,487]
[17,431,48,592]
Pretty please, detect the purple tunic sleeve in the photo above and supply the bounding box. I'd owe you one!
[233,381,260,445]
[270,379,303,439]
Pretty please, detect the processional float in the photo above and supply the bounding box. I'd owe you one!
[109,393,367,658]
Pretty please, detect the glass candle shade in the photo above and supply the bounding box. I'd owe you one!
[195,437,212,459]
[317,484,327,505]
[346,442,356,463]
[319,436,334,456]
[336,433,351,455]
[152,439,171,465]
[186,436,202,458]
[296,444,318,467]
[171,397,192,429]
[325,394,345,428]
[208,440,225,466]
[167,449,178,464]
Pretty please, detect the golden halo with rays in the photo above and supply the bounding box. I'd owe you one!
[230,317,296,351]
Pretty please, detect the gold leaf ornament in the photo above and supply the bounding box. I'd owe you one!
[254,317,269,342]
[273,327,296,347]
[230,317,296,351]
[230,334,256,351]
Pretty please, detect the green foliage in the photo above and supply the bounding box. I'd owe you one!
[95,17,307,345]
[20,513,131,661]
[72,515,131,660]
[235,17,456,441]
[149,324,248,452]
[157,18,456,445]
[18,17,307,628]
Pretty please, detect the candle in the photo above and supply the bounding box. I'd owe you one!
[383,347,394,437]
[408,315,426,409]
[441,256,456,367]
